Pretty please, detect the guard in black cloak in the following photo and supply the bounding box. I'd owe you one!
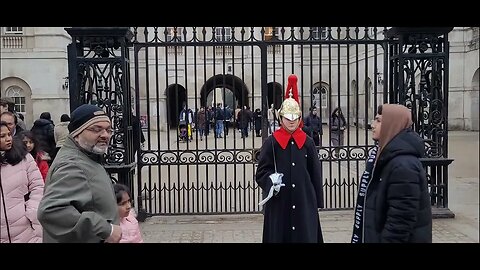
[255,74,324,243]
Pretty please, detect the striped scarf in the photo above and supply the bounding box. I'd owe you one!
[351,144,378,243]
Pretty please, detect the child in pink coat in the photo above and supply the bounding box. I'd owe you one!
[114,183,144,243]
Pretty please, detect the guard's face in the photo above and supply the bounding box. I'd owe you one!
[76,121,112,154]
[371,114,382,141]
[0,126,13,151]
[281,117,300,133]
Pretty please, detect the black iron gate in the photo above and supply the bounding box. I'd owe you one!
[66,27,136,191]
[66,27,454,218]
[131,27,389,215]
[386,27,454,217]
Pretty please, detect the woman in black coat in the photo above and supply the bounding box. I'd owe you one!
[255,74,324,243]
[330,107,346,158]
[352,104,432,243]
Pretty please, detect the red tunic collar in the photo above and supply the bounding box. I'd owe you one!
[273,126,307,150]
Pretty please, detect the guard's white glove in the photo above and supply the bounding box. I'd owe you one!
[259,172,285,206]
[270,172,284,194]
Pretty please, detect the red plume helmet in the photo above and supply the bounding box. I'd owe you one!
[285,74,300,103]
[279,74,302,125]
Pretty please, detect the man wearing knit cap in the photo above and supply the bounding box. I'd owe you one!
[38,104,122,243]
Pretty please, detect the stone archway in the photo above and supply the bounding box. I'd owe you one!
[267,82,283,110]
[200,74,249,109]
[165,84,187,127]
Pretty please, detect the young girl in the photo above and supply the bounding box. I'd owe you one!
[18,131,49,182]
[114,183,144,243]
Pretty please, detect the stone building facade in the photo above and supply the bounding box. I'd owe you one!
[1,27,478,130]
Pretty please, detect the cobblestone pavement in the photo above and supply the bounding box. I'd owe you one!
[140,210,478,243]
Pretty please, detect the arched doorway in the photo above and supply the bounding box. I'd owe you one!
[267,82,283,109]
[200,74,249,109]
[206,87,235,109]
[1,77,33,128]
[5,86,26,115]
[166,84,187,127]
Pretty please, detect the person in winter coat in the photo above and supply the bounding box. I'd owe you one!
[351,104,432,243]
[17,113,27,131]
[223,105,232,137]
[179,105,194,140]
[196,107,207,140]
[330,107,346,158]
[0,98,26,133]
[131,113,146,156]
[31,112,56,163]
[53,113,70,158]
[253,108,262,137]
[114,183,144,243]
[304,107,323,147]
[255,75,324,243]
[214,103,224,138]
[237,106,251,138]
[37,104,122,243]
[0,121,44,243]
[18,131,50,182]
[1,111,24,137]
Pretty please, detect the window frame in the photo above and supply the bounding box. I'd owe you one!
[312,84,328,109]
[310,27,326,40]
[166,27,183,42]
[5,86,26,114]
[264,27,279,41]
[4,27,23,34]
[215,27,232,42]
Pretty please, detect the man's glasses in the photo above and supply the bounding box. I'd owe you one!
[85,126,114,135]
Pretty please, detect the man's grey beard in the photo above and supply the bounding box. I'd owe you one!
[77,136,109,154]
[91,145,108,154]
